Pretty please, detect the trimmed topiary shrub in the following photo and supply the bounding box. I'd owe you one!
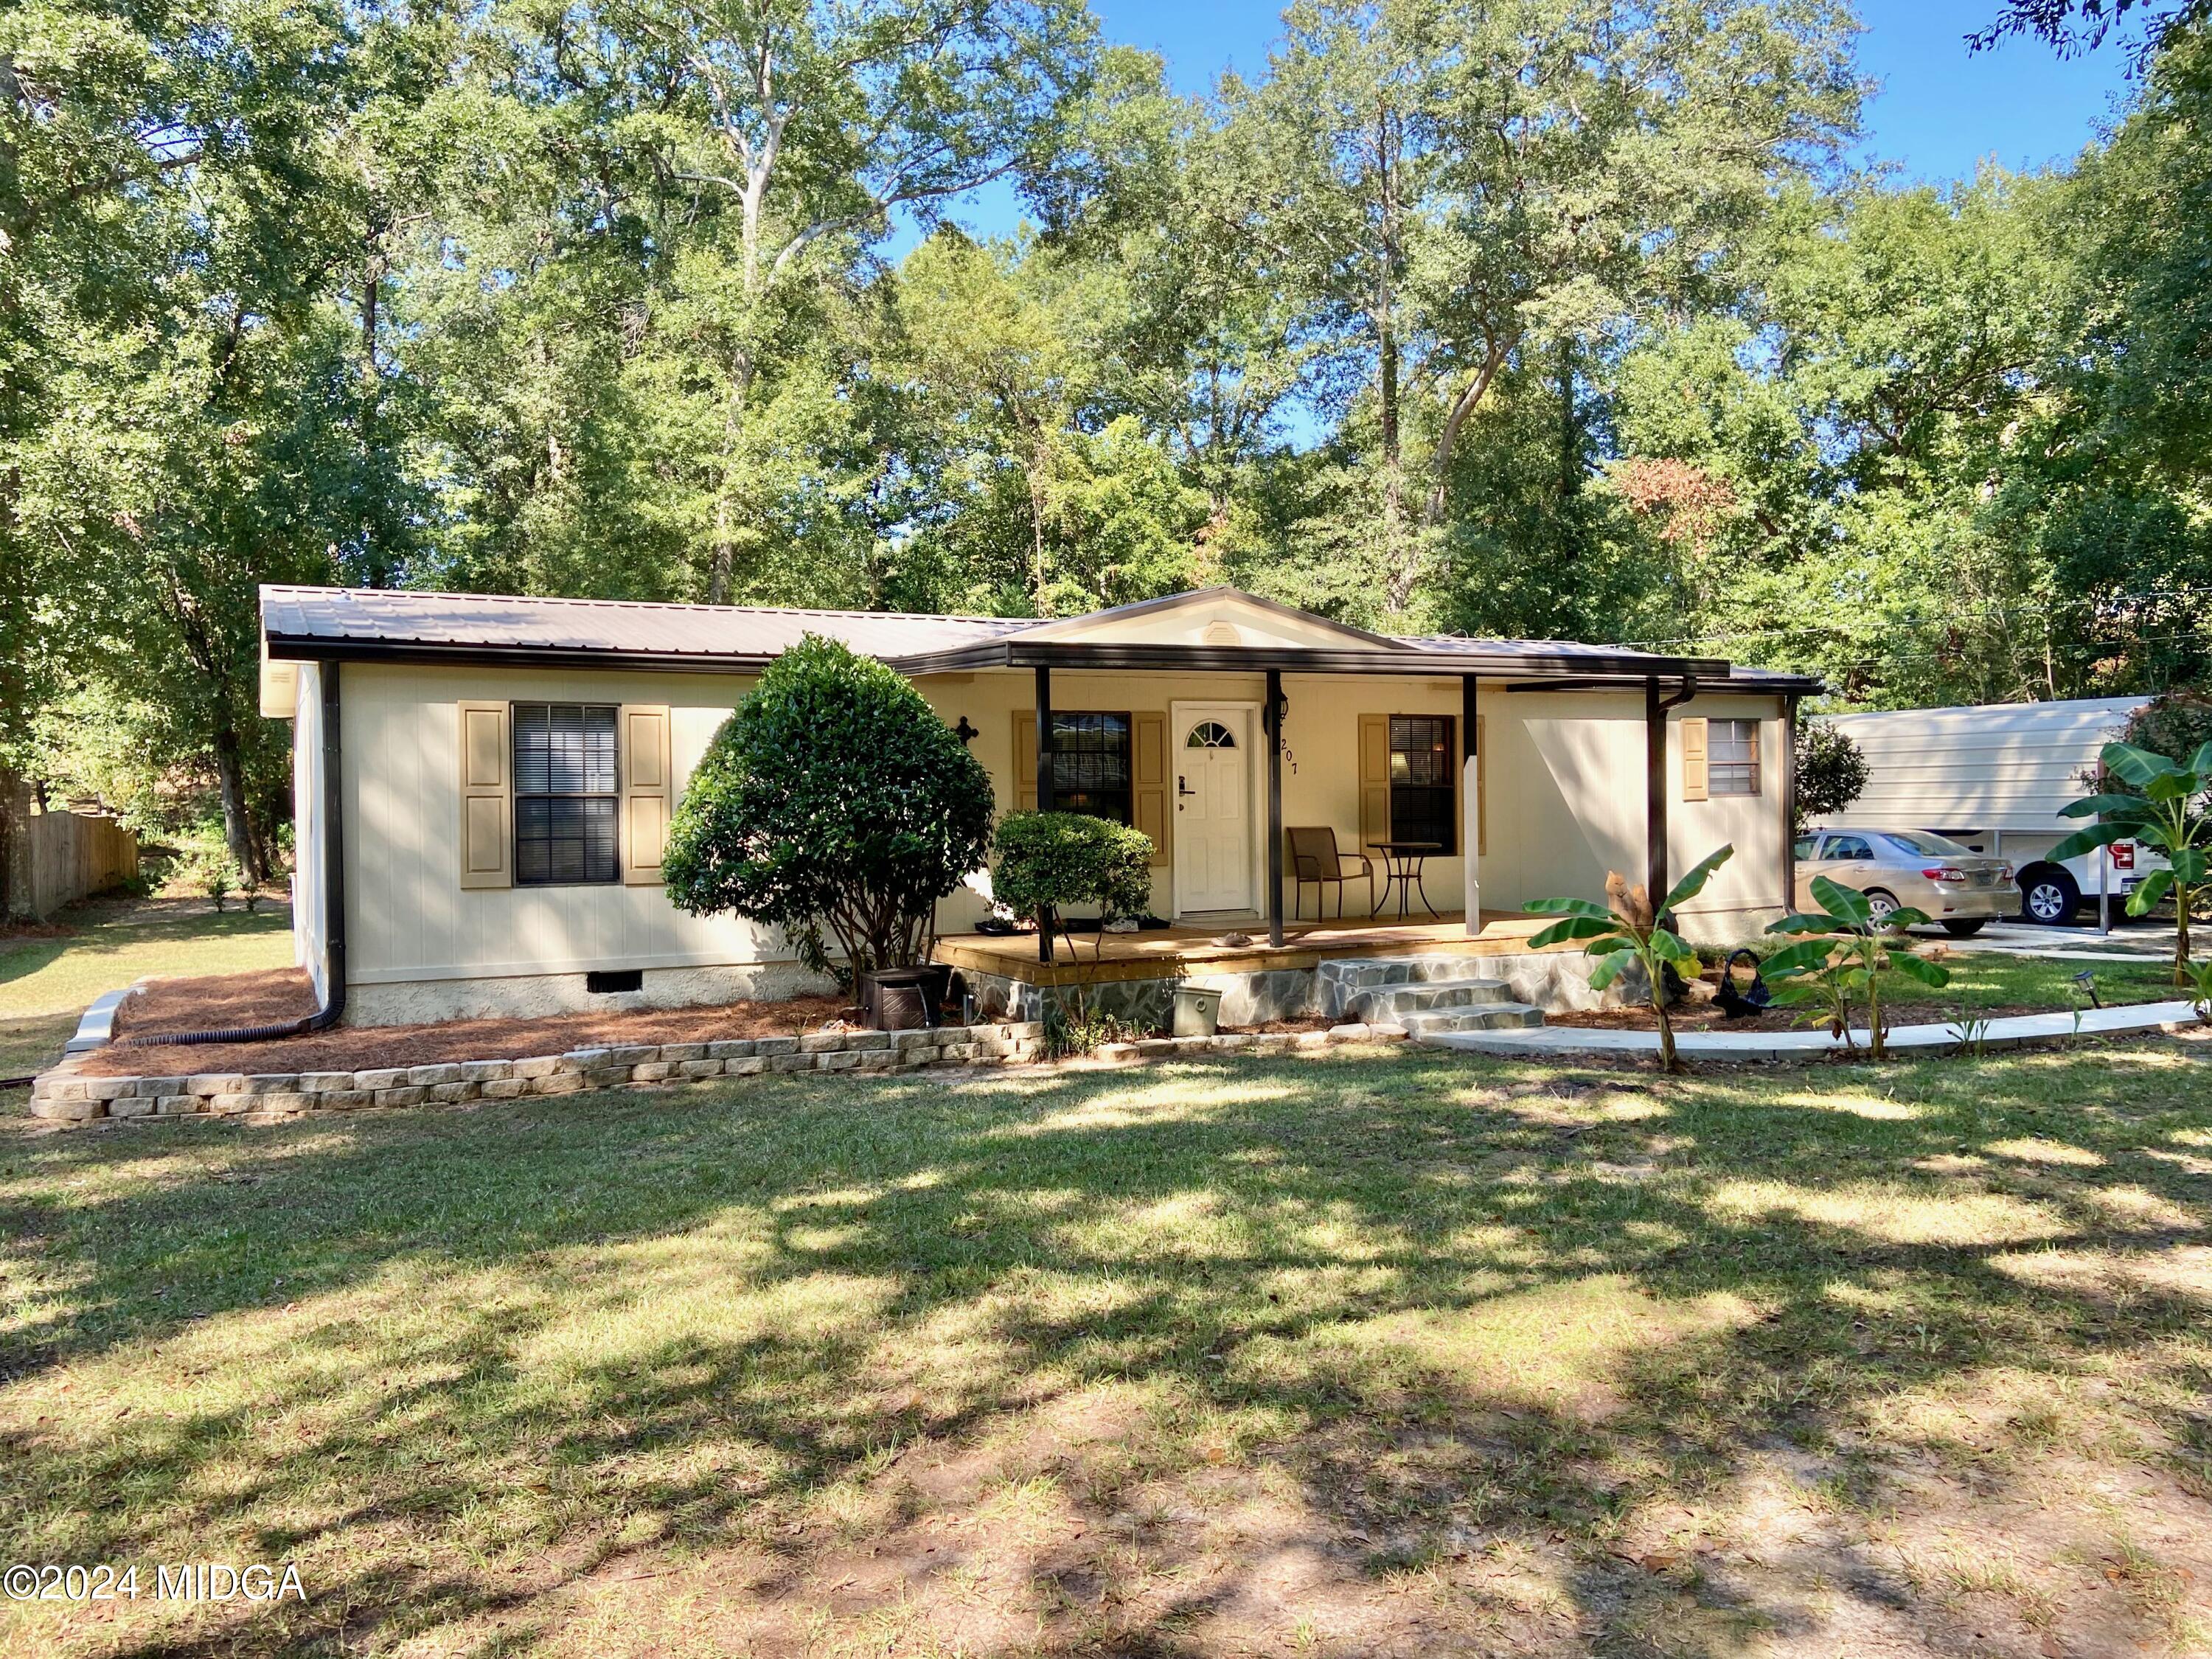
[663,635,995,983]
[992,811,1153,952]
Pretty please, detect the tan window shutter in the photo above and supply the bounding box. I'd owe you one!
[621,704,673,884]
[1012,710,1038,810]
[1681,715,1709,802]
[1133,711,1169,866]
[1477,713,1487,856]
[457,700,512,889]
[1358,713,1391,849]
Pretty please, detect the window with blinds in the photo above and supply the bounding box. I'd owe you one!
[512,703,619,884]
[1388,714,1455,853]
[1709,718,1761,796]
[1050,712,1133,824]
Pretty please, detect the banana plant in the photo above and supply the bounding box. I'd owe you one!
[2051,740,2211,986]
[1762,875,1950,1059]
[1528,844,1733,1074]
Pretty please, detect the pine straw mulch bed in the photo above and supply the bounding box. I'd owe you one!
[77,970,1329,1079]
[79,968,858,1077]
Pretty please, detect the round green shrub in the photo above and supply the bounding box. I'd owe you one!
[992,811,1154,927]
[662,635,995,979]
[1795,719,1870,833]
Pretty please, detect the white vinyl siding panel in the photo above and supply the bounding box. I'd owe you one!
[1815,696,2150,833]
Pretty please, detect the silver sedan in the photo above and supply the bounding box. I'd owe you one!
[1793,829,2016,936]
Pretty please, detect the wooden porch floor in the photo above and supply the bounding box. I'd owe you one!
[934,911,1553,987]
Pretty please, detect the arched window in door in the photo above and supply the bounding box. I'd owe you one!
[1186,720,1238,749]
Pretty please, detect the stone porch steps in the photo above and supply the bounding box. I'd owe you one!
[1396,1004,1546,1037]
[1318,955,1546,1037]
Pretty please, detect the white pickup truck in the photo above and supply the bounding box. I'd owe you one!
[1812,696,2168,926]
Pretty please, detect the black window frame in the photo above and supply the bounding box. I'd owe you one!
[512,702,621,886]
[1387,714,1457,855]
[1708,717,1761,796]
[1049,711,1133,826]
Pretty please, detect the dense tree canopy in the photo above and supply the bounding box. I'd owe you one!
[6,0,2211,869]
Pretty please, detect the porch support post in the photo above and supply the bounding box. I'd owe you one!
[1463,677,1480,936]
[1265,669,1284,948]
[1781,694,1801,915]
[1645,678,1669,911]
[1034,665,1054,963]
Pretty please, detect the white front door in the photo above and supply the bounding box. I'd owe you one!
[1173,705,1254,914]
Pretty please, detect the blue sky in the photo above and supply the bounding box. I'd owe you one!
[890,0,2144,445]
[1088,0,2138,183]
[927,0,2140,248]
[1079,0,2132,190]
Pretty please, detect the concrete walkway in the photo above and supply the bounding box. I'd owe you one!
[1422,999,2204,1063]
[1930,917,2181,961]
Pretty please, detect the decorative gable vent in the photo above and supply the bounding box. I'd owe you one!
[1201,621,1242,645]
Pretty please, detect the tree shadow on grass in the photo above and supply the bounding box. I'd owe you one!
[1,1041,2209,1655]
[0,897,291,1001]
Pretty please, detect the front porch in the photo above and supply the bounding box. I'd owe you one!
[934,910,1551,989]
[910,588,1806,958]
[933,910,1628,1028]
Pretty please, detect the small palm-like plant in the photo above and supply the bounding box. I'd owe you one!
[1528,844,1733,1074]
[2187,956,2212,1026]
[2051,740,2211,987]
[1762,875,1950,1059]
[1764,939,1864,1051]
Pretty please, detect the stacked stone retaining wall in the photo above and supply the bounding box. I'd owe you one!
[26,1019,1410,1127]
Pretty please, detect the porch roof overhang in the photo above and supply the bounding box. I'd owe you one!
[257,582,1822,695]
[886,637,1739,680]
[261,630,1825,698]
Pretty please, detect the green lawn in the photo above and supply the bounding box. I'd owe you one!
[4,1041,2210,1656]
[1886,943,2182,1012]
[0,896,293,1082]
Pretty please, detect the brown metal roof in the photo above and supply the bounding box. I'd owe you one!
[260,586,1032,667]
[260,584,1815,689]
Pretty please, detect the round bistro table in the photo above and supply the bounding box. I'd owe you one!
[1374,841,1442,919]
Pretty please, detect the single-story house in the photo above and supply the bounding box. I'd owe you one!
[259,584,1817,1026]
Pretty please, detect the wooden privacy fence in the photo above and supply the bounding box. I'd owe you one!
[2,790,139,920]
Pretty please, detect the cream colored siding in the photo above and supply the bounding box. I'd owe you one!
[1025,594,1377,650]
[330,659,1789,990]
[1478,692,1647,913]
[1279,675,1470,914]
[912,669,1267,925]
[1473,690,1787,927]
[343,664,767,987]
[1671,695,1790,921]
[913,669,1475,925]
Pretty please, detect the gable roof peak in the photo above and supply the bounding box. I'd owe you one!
[1028,585,1401,649]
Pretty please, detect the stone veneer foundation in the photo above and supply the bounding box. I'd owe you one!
[960,947,1633,1026]
[25,1020,1411,1127]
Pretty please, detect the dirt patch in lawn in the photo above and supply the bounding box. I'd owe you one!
[79,968,857,1076]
